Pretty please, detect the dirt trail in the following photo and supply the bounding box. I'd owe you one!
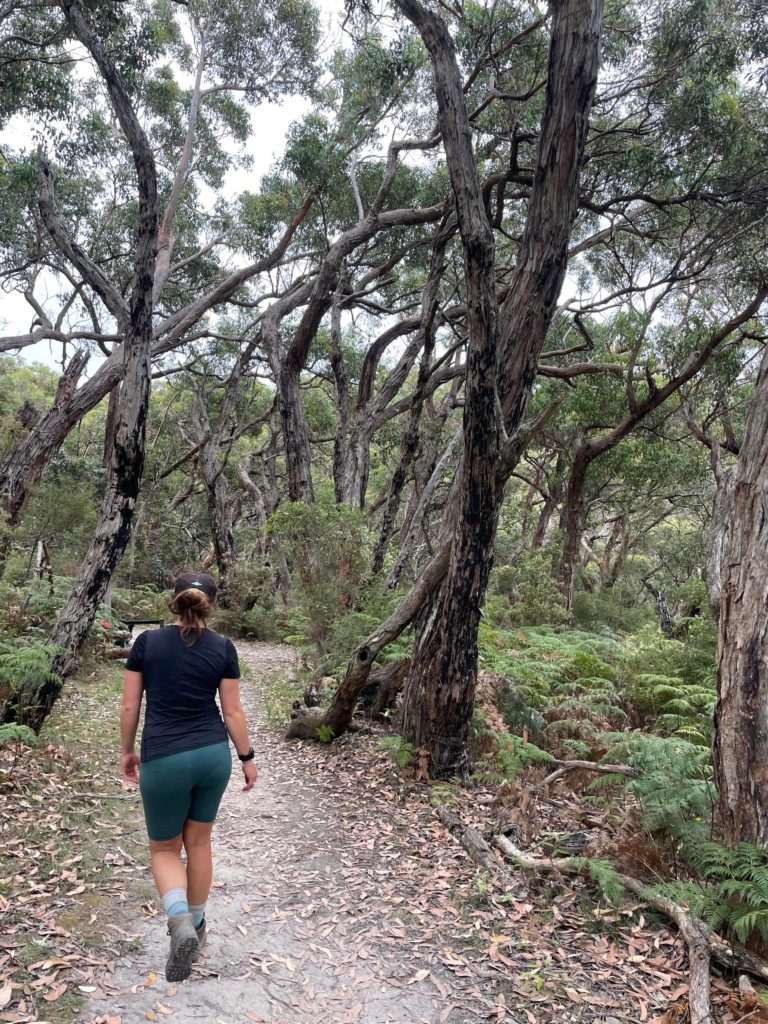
[84,643,502,1024]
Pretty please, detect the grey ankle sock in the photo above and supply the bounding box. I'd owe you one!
[162,888,188,917]
[189,903,206,928]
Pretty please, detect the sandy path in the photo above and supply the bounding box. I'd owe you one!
[84,643,496,1024]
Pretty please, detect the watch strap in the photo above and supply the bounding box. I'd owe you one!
[238,747,255,762]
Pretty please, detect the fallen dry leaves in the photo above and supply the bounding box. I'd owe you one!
[2,642,766,1024]
[0,667,145,1023]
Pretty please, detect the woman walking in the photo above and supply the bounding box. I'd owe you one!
[119,571,257,982]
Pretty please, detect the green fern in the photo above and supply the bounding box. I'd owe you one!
[0,641,61,718]
[0,722,37,746]
[496,734,554,779]
[572,857,626,906]
[430,782,460,807]
[377,736,415,769]
[315,723,334,744]
[598,733,716,837]
[652,832,768,946]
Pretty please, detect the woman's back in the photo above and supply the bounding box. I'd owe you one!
[127,626,239,761]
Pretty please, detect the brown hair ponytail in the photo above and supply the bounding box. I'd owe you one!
[169,586,213,644]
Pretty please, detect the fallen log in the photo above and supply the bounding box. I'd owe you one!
[436,801,768,1024]
[493,834,768,986]
[540,760,640,788]
[493,834,768,1024]
[104,648,128,660]
[435,805,505,876]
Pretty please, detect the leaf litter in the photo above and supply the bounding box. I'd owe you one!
[1,641,761,1023]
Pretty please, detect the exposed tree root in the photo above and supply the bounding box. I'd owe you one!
[491,833,768,982]
[491,833,768,1024]
[494,836,712,1023]
[364,658,411,718]
[540,759,640,788]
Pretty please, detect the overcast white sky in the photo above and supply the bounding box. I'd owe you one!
[0,0,352,370]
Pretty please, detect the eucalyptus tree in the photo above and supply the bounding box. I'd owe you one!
[391,0,767,770]
[0,0,159,727]
[0,0,319,549]
[555,294,767,610]
[0,0,322,722]
[678,371,759,615]
[287,0,604,772]
[289,0,768,781]
[713,344,768,848]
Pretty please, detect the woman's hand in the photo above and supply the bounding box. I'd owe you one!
[242,760,258,792]
[121,751,140,786]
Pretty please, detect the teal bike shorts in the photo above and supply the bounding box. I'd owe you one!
[139,742,232,841]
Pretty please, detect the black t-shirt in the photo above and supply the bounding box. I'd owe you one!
[126,626,240,762]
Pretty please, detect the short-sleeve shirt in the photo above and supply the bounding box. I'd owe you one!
[126,626,240,762]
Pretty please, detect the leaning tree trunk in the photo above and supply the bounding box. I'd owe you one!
[712,346,768,847]
[389,425,462,588]
[203,464,236,607]
[0,348,91,563]
[284,0,602,759]
[2,0,158,729]
[189,340,255,609]
[336,317,426,508]
[277,362,316,503]
[599,513,630,587]
[369,220,450,575]
[396,0,603,777]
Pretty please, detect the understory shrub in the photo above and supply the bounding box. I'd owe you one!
[268,500,410,674]
[110,582,167,622]
[228,605,281,642]
[486,551,569,628]
[261,670,305,730]
[0,576,73,637]
[656,830,768,945]
[572,587,654,634]
[0,640,61,719]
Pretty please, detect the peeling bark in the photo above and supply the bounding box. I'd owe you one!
[713,345,768,848]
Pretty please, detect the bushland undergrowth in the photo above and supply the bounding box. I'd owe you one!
[0,661,149,1022]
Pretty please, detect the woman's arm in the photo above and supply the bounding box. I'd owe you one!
[120,670,143,784]
[219,678,258,791]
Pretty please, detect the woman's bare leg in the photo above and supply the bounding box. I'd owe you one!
[183,819,215,906]
[148,835,186,895]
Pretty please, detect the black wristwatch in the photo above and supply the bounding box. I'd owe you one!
[238,747,255,763]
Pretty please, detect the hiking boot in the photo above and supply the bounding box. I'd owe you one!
[192,918,206,961]
[165,913,198,982]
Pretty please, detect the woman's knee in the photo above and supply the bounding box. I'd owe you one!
[183,819,214,850]
[149,835,183,855]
